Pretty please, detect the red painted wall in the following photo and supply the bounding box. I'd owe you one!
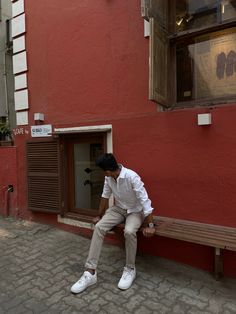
[25,0,154,125]
[12,0,236,277]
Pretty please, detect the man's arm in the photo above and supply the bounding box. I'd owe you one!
[93,197,109,224]
[142,213,155,238]
[98,197,109,217]
[131,175,153,217]
[93,176,112,224]
[143,212,154,225]
[131,175,155,237]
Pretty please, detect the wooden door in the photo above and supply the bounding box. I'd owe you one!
[66,133,106,217]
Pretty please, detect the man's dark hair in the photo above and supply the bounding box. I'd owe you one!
[96,153,119,171]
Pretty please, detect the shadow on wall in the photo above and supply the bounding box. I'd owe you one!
[216,50,236,79]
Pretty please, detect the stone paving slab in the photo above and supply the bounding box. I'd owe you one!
[0,216,236,314]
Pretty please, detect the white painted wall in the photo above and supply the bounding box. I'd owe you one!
[0,0,15,126]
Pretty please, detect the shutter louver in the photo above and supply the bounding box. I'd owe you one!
[27,139,61,213]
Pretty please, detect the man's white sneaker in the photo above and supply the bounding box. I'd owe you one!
[71,271,97,294]
[118,267,136,290]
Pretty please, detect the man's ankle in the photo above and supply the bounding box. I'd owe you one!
[86,268,96,275]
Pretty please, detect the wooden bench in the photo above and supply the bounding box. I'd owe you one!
[113,216,236,279]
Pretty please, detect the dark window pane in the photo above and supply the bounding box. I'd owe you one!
[176,0,236,32]
[177,46,193,102]
[177,27,236,102]
[221,0,236,21]
[73,142,104,211]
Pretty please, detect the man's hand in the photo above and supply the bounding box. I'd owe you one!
[92,216,101,225]
[142,226,155,238]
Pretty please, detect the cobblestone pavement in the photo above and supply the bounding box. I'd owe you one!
[0,216,236,314]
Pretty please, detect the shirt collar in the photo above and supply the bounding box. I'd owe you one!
[118,164,126,179]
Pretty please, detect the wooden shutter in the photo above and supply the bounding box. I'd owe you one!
[141,0,167,21]
[142,0,169,106]
[141,0,150,20]
[149,17,168,106]
[27,139,62,213]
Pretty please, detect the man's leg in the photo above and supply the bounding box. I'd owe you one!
[85,206,126,270]
[124,212,143,268]
[71,206,126,294]
[118,212,143,290]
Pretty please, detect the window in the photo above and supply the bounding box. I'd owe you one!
[142,0,236,108]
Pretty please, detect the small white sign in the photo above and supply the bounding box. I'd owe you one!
[31,124,52,137]
[15,73,27,90]
[13,35,26,54]
[12,0,24,18]
[12,13,26,38]
[14,89,29,111]
[16,111,28,126]
[13,51,27,74]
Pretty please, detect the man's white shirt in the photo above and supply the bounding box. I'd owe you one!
[101,165,153,217]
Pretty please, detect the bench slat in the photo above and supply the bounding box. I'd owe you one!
[154,217,236,251]
[155,228,236,250]
[156,217,236,233]
[156,220,236,233]
[156,223,236,244]
[157,222,236,236]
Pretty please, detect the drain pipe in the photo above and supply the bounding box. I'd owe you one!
[4,187,9,217]
[3,185,13,217]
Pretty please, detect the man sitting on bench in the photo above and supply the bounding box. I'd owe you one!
[71,153,155,294]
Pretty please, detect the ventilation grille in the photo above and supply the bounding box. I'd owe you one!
[27,140,61,213]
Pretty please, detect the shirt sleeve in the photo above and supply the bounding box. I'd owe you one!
[131,175,154,217]
[101,176,112,199]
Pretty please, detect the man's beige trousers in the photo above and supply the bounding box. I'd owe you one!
[85,206,144,269]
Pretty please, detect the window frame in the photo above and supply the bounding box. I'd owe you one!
[144,0,236,109]
[51,125,113,222]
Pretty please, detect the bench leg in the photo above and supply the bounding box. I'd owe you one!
[214,248,223,280]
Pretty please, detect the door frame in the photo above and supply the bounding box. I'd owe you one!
[54,125,113,220]
[66,133,107,216]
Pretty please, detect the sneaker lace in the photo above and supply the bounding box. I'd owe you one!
[78,272,89,285]
[122,267,134,280]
